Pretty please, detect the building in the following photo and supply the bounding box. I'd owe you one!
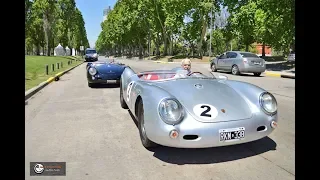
[103,6,112,22]
[254,43,272,56]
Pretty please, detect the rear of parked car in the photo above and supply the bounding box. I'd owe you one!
[236,52,266,76]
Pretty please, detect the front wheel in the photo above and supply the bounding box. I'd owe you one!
[88,82,96,88]
[211,63,217,72]
[137,100,157,149]
[120,79,128,109]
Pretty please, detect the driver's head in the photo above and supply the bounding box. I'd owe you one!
[181,59,191,71]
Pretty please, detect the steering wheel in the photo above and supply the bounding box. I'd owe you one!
[188,71,203,76]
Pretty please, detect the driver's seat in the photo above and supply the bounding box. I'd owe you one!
[144,74,160,80]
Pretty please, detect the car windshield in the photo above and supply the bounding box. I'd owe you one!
[240,52,259,58]
[138,70,215,81]
[86,50,96,54]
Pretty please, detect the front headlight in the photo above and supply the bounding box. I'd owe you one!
[158,98,184,125]
[93,53,97,57]
[259,92,277,115]
[88,67,97,75]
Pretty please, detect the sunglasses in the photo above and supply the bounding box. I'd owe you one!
[183,64,191,66]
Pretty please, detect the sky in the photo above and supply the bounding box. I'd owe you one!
[75,0,117,48]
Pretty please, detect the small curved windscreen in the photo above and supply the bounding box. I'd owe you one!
[138,70,214,81]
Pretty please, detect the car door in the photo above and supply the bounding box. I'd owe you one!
[225,52,237,69]
[216,53,227,69]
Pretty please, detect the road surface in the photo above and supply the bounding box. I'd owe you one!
[25,57,295,180]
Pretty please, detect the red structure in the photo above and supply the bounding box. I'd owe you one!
[254,43,272,56]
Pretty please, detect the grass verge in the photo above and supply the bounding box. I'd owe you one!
[25,55,83,91]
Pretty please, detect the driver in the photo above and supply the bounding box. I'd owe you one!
[171,59,192,78]
[181,59,192,74]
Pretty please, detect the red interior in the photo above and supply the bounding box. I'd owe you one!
[138,73,176,81]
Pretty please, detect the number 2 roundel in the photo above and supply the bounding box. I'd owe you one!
[193,104,218,120]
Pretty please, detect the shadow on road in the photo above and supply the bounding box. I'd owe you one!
[128,110,277,165]
[90,84,120,88]
[266,61,295,72]
[149,137,276,165]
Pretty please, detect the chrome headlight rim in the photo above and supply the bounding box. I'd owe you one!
[259,92,277,115]
[158,98,184,125]
[88,67,97,75]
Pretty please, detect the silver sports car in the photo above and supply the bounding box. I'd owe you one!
[120,67,278,149]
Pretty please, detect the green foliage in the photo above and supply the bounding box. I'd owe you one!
[25,0,89,55]
[96,0,295,57]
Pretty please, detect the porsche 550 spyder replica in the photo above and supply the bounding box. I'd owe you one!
[120,67,278,149]
[86,59,126,88]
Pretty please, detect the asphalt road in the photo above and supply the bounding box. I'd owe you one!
[25,57,295,180]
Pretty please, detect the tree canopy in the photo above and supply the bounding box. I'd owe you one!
[96,0,295,57]
[25,0,89,56]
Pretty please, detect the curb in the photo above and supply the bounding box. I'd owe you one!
[25,61,84,101]
[264,72,295,79]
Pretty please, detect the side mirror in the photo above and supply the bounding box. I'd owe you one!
[217,75,228,80]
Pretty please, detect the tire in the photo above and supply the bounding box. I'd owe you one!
[120,79,128,109]
[211,63,217,72]
[88,82,95,88]
[253,72,261,76]
[231,65,240,75]
[137,100,157,148]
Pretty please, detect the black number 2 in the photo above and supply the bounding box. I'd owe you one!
[200,105,211,117]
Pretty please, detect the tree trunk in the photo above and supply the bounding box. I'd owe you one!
[245,44,249,52]
[155,34,160,56]
[198,15,208,58]
[262,43,266,57]
[139,43,143,59]
[163,32,168,56]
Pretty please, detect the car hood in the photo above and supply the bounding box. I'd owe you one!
[94,63,125,75]
[153,79,253,123]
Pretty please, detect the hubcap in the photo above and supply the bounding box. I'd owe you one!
[211,64,215,71]
[232,66,237,74]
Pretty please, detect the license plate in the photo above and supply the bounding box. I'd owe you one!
[219,127,245,142]
[253,62,260,65]
[107,80,117,83]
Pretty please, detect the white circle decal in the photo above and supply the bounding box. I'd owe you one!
[126,81,134,102]
[193,104,218,120]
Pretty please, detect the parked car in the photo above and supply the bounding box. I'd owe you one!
[86,59,126,88]
[85,48,98,62]
[210,51,266,76]
[287,52,295,62]
[120,67,278,149]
